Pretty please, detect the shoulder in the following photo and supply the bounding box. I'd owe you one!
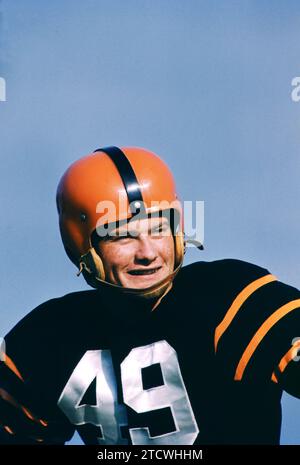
[5,289,100,342]
[181,257,269,273]
[172,259,275,326]
[178,258,270,289]
[4,289,102,380]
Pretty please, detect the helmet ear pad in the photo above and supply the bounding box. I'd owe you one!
[167,207,185,268]
[174,232,185,268]
[79,247,106,288]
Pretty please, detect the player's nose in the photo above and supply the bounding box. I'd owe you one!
[134,236,158,264]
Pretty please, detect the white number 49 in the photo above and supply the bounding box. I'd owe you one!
[58,340,199,445]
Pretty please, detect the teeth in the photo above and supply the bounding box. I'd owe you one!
[129,269,158,275]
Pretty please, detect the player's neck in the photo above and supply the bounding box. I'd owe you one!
[96,283,157,315]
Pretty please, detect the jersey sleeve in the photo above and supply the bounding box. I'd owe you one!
[213,259,300,395]
[0,353,51,444]
[0,299,75,444]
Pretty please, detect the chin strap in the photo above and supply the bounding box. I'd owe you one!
[151,282,173,311]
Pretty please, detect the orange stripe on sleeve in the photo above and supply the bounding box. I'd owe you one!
[278,340,300,373]
[39,419,48,427]
[271,372,278,383]
[214,274,277,352]
[235,299,300,381]
[270,338,300,382]
[0,388,48,426]
[4,355,24,382]
[3,425,14,435]
[21,406,35,421]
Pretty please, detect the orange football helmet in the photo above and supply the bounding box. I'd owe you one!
[56,146,185,298]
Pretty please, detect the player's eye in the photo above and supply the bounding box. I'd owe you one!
[101,232,130,242]
[152,224,169,234]
[111,233,132,241]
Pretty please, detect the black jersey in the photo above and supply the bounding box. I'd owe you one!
[1,259,300,445]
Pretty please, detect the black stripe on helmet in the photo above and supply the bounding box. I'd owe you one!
[94,146,146,216]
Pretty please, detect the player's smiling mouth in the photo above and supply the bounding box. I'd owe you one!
[128,267,162,276]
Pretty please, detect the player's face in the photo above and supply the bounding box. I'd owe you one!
[96,216,175,289]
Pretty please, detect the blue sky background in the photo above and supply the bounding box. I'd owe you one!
[1,0,300,444]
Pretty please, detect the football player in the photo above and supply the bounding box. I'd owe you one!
[0,146,300,444]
